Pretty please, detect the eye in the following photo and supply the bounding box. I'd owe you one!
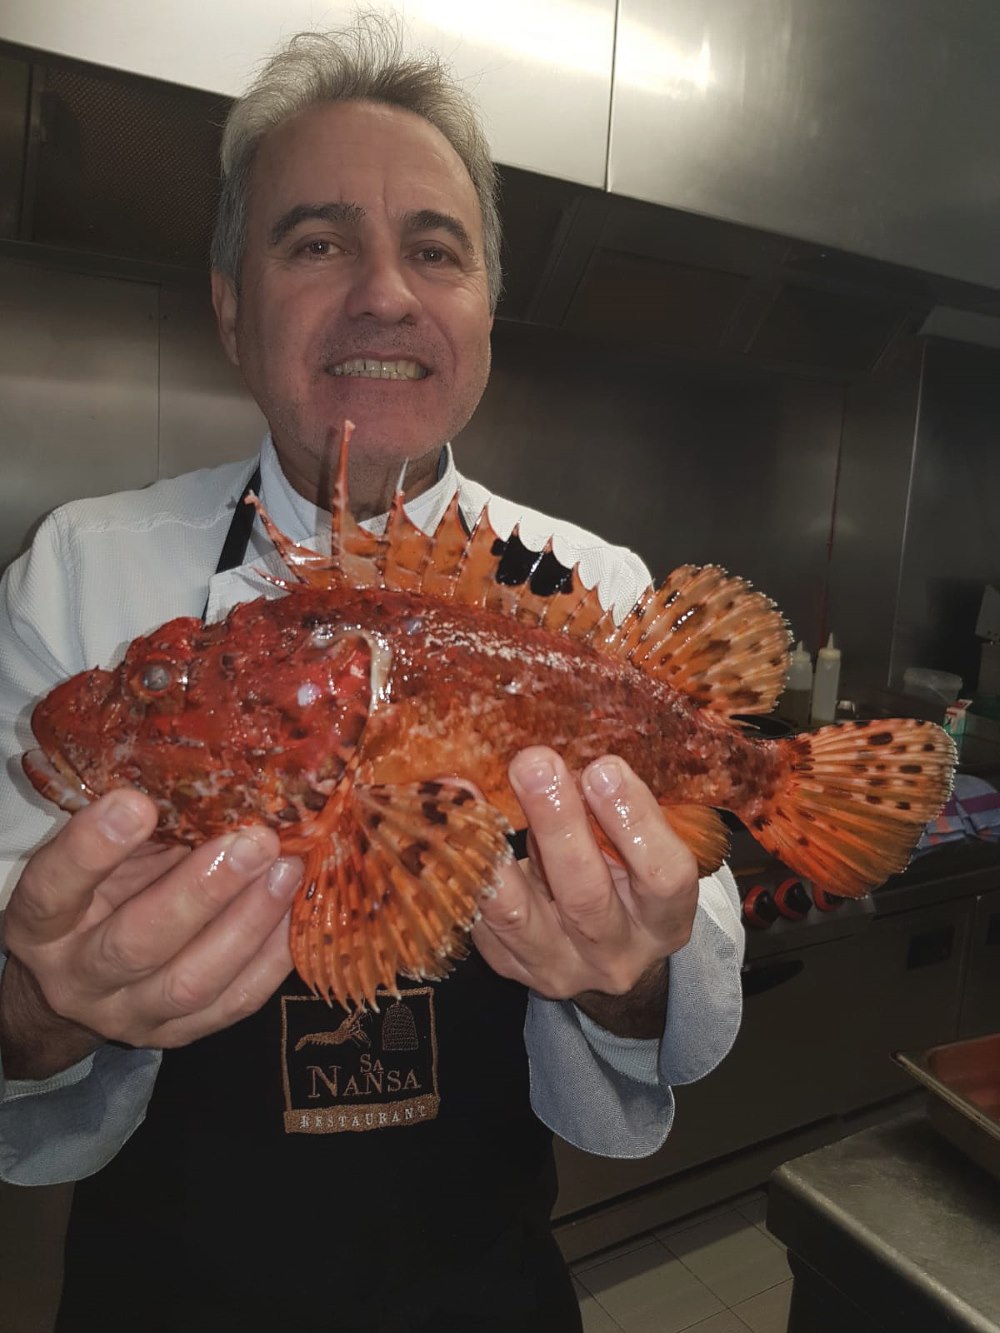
[297,237,342,259]
[137,662,173,694]
[416,245,452,265]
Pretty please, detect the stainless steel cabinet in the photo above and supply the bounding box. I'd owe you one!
[610,0,1000,289]
[0,0,616,188]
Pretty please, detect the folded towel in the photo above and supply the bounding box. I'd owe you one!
[915,775,1000,853]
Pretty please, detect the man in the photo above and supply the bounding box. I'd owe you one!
[0,23,743,1333]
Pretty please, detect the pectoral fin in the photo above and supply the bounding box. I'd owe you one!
[290,780,514,1009]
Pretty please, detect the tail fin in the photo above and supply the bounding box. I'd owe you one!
[747,719,956,897]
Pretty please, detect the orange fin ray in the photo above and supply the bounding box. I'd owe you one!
[449,508,505,606]
[290,780,514,1009]
[745,719,956,897]
[328,421,384,588]
[246,494,339,587]
[660,803,730,876]
[539,565,614,640]
[417,494,469,598]
[602,565,790,716]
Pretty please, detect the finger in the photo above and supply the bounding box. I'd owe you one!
[469,917,535,988]
[10,790,158,943]
[470,855,559,983]
[581,756,698,930]
[86,826,283,985]
[145,909,297,1049]
[508,747,629,947]
[142,855,303,1022]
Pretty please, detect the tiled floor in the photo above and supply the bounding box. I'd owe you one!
[572,1190,793,1333]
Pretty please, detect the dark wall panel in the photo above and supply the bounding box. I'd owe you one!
[826,339,924,695]
[458,321,844,653]
[893,339,1000,692]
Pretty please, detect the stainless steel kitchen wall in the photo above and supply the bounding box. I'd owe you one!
[611,0,1000,291]
[0,261,159,570]
[891,339,1000,693]
[0,0,617,189]
[456,321,844,650]
[825,340,926,695]
[0,258,263,571]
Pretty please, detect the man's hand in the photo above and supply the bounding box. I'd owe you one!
[471,748,699,1039]
[0,790,302,1080]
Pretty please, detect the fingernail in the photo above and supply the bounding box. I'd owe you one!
[226,831,271,874]
[586,759,623,797]
[511,755,556,794]
[267,857,303,899]
[97,793,147,843]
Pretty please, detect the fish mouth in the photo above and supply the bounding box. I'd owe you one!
[327,357,429,381]
[22,747,94,813]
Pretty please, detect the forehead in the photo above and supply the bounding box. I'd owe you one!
[249,99,483,239]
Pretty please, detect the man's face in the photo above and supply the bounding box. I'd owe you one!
[213,99,494,500]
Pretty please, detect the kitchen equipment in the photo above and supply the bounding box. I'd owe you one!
[903,666,963,706]
[894,1032,1000,1182]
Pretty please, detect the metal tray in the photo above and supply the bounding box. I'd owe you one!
[894,1033,1000,1182]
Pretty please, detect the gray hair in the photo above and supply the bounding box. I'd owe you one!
[211,20,503,310]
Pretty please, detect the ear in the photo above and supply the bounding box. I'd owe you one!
[211,269,240,367]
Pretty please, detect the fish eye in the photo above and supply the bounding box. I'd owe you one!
[139,662,173,693]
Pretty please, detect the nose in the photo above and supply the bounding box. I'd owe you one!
[343,246,420,324]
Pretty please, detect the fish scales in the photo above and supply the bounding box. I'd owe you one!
[316,588,787,824]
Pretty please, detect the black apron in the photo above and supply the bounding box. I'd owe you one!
[56,465,581,1333]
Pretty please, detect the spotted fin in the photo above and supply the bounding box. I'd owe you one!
[592,565,791,717]
[746,719,956,897]
[290,780,514,1009]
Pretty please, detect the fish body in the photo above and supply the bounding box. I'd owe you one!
[24,424,956,1007]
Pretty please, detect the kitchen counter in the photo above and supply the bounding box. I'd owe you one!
[767,1112,1000,1332]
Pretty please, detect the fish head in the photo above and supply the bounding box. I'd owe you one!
[24,600,380,844]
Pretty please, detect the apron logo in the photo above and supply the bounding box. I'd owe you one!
[280,988,440,1134]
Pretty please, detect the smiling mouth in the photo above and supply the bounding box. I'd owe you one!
[329,358,428,380]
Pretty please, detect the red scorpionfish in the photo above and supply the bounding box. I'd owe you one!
[24,424,956,1009]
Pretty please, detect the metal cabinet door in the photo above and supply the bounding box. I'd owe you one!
[848,899,974,1107]
[555,931,869,1220]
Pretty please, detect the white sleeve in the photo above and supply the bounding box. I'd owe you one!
[0,510,83,905]
[524,866,744,1157]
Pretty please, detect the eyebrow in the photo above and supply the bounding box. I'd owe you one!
[268,201,477,260]
[268,202,365,247]
[403,209,476,259]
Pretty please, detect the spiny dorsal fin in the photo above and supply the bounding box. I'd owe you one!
[418,494,468,598]
[264,426,788,717]
[329,421,383,588]
[596,565,790,717]
[380,491,435,591]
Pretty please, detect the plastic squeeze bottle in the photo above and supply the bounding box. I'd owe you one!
[779,641,813,728]
[811,633,841,724]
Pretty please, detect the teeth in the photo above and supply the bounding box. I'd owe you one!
[331,358,427,380]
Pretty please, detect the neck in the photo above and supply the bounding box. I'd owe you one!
[277,443,443,520]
